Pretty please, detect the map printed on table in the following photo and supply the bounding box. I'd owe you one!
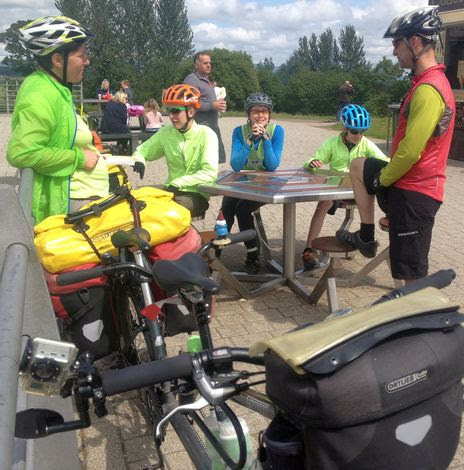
[217,168,350,194]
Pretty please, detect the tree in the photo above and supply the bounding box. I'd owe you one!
[284,69,346,115]
[203,49,259,110]
[55,0,158,100]
[318,28,339,71]
[338,25,366,72]
[256,57,275,72]
[153,0,194,63]
[276,51,304,83]
[257,67,284,112]
[353,57,409,115]
[0,20,36,75]
[110,0,158,71]
[308,33,320,71]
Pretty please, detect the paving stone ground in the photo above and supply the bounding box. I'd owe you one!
[1,114,464,469]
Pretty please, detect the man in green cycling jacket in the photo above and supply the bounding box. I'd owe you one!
[132,84,218,218]
[336,7,455,284]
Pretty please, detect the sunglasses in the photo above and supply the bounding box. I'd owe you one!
[167,107,187,114]
[348,129,364,135]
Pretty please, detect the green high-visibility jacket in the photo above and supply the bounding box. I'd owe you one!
[133,121,218,199]
[303,133,388,172]
[7,70,85,223]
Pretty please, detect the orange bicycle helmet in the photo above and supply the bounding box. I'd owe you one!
[162,84,201,109]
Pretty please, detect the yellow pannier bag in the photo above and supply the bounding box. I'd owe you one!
[34,187,191,273]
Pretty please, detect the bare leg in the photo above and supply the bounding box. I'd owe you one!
[350,158,375,224]
[305,200,333,247]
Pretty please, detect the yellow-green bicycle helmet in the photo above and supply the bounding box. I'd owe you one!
[19,16,93,56]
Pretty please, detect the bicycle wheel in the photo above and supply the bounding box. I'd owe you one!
[116,282,156,364]
[114,280,211,469]
[112,280,163,420]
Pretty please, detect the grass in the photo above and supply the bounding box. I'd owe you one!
[223,110,335,121]
[224,111,390,141]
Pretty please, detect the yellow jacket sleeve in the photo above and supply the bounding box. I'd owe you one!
[380,84,445,187]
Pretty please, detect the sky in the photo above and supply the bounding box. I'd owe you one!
[0,0,424,66]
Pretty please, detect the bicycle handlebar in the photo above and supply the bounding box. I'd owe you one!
[56,266,105,286]
[371,269,456,306]
[65,188,130,225]
[100,347,263,397]
[101,353,193,395]
[56,262,152,286]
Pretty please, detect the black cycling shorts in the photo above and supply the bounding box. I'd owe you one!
[363,159,441,280]
[386,187,440,280]
[363,158,389,212]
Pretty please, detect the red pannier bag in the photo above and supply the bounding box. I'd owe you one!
[149,227,206,336]
[43,263,118,360]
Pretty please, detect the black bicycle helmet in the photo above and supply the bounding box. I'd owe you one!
[383,6,441,40]
[244,93,273,113]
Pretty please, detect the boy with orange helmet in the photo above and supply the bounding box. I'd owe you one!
[133,84,218,217]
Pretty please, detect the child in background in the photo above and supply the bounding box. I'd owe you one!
[143,98,164,133]
[302,104,389,270]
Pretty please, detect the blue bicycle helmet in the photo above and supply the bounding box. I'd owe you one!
[340,104,370,131]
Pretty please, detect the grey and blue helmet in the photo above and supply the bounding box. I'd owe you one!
[244,93,273,113]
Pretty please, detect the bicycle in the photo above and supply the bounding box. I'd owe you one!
[52,220,262,469]
[17,259,463,469]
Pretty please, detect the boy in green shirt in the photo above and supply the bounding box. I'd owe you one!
[302,104,389,270]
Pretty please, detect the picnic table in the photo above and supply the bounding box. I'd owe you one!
[199,168,354,301]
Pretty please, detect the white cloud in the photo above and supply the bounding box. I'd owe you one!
[0,0,426,66]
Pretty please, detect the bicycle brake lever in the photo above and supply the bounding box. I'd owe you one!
[155,396,209,441]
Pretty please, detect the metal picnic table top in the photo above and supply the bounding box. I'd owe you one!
[198,168,353,204]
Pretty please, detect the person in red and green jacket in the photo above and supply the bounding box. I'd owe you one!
[7,16,101,224]
[336,7,455,284]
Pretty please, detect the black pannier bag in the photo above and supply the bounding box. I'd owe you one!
[258,412,306,470]
[253,289,464,470]
[44,264,119,360]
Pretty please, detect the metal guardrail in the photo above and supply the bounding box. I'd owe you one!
[0,79,83,113]
[0,170,34,470]
[0,170,80,470]
[0,243,29,470]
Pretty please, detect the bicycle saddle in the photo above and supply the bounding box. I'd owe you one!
[153,253,219,295]
[111,227,151,252]
[249,288,462,374]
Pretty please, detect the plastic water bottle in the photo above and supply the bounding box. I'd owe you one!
[205,410,222,469]
[205,409,254,469]
[186,334,202,353]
